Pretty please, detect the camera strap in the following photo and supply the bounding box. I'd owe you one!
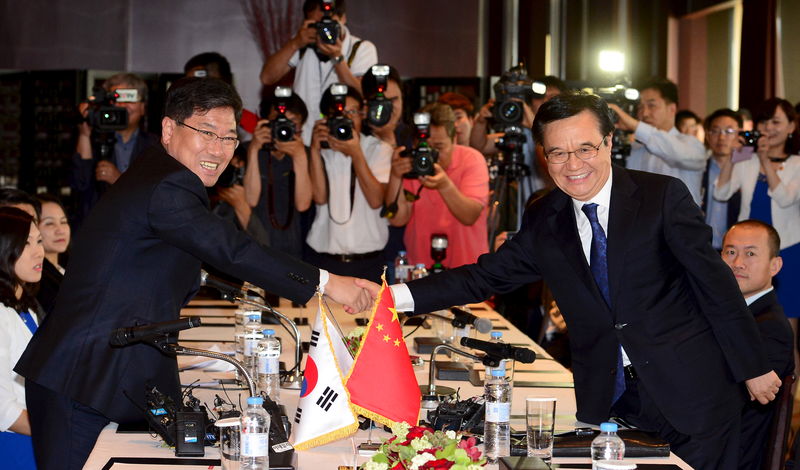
[324,160,357,225]
[266,153,295,230]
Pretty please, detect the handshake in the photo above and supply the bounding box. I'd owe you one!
[323,274,383,314]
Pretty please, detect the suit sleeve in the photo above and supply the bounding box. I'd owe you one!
[147,171,318,304]
[407,207,543,314]
[662,178,770,382]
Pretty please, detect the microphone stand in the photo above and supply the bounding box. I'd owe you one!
[420,343,503,410]
[219,291,304,390]
[148,334,257,397]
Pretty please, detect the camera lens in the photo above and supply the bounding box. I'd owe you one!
[499,101,521,122]
[368,101,392,127]
[272,119,295,142]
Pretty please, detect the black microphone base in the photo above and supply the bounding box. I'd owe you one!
[433,360,472,381]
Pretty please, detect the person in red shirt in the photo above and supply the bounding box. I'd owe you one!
[385,103,489,269]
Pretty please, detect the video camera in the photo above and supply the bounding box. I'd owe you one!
[270,86,297,144]
[85,86,131,132]
[585,81,639,165]
[310,0,340,46]
[366,64,393,128]
[402,112,439,178]
[324,83,354,146]
[489,65,539,179]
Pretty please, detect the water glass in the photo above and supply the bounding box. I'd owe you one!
[526,397,557,462]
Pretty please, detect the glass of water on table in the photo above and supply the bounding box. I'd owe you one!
[526,397,557,462]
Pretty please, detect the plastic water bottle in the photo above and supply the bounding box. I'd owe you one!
[394,251,411,283]
[411,263,428,280]
[484,368,511,462]
[240,396,270,470]
[485,331,507,377]
[591,422,625,469]
[241,313,263,382]
[257,329,281,403]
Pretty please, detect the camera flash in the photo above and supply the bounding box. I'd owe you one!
[275,87,292,98]
[413,112,431,126]
[330,83,348,96]
[371,65,390,77]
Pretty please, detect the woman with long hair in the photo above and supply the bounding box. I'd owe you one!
[35,194,70,317]
[0,206,44,468]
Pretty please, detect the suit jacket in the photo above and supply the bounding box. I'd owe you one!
[739,290,794,469]
[16,145,319,423]
[34,258,63,319]
[408,165,769,435]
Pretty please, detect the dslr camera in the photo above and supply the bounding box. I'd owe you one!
[402,112,439,178]
[324,83,354,145]
[739,130,762,148]
[366,64,393,128]
[270,87,296,143]
[310,0,340,45]
[85,86,132,132]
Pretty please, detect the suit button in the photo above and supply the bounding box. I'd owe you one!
[610,368,617,375]
[614,323,627,330]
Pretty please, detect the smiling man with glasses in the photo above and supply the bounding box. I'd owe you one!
[701,108,744,250]
[15,77,374,470]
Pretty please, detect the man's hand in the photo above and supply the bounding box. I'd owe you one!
[311,119,329,151]
[607,103,639,133]
[745,370,783,404]
[218,184,248,209]
[274,135,306,160]
[475,99,494,125]
[325,273,374,313]
[327,130,362,158]
[292,19,318,49]
[390,146,411,179]
[419,163,452,191]
[354,278,382,299]
[96,160,122,184]
[317,35,344,61]
[521,101,535,129]
[251,119,272,150]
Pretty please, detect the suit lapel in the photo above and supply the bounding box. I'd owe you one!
[607,166,640,312]
[547,191,609,312]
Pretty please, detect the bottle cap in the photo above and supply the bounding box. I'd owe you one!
[599,422,618,433]
[247,396,264,406]
[263,329,275,335]
[416,263,426,268]
[490,368,505,377]
[398,250,407,256]
[490,331,503,339]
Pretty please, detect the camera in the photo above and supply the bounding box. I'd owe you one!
[270,87,296,143]
[216,164,244,188]
[491,65,540,128]
[85,86,129,132]
[325,83,354,144]
[586,81,639,164]
[430,234,448,273]
[366,64,393,128]
[425,395,485,434]
[402,112,439,178]
[739,130,761,148]
[311,0,340,46]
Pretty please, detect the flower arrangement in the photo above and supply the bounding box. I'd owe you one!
[360,422,486,470]
[345,326,365,357]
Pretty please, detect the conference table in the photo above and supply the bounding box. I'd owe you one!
[83,296,691,470]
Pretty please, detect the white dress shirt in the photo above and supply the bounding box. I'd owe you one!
[745,287,774,307]
[0,303,37,432]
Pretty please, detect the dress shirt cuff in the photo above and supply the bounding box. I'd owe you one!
[0,402,24,432]
[318,269,329,294]
[633,120,656,142]
[390,283,415,312]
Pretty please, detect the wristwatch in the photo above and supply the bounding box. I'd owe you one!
[333,55,344,64]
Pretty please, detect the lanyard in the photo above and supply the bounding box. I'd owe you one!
[19,311,37,335]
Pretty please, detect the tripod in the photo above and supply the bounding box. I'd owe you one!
[487,149,531,253]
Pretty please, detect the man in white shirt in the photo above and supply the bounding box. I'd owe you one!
[721,220,794,470]
[609,78,706,204]
[259,0,377,146]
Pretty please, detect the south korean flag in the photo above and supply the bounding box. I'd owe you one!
[291,297,359,450]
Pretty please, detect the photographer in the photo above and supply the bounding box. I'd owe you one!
[259,0,377,146]
[239,92,313,259]
[71,73,159,224]
[609,77,706,204]
[438,92,475,146]
[386,103,489,269]
[361,64,412,149]
[306,85,392,282]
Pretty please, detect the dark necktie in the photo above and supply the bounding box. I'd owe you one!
[581,203,625,403]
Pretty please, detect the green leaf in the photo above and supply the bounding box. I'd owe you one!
[453,448,471,465]
[373,452,389,464]
[436,441,457,460]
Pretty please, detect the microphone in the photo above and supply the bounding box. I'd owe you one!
[200,270,247,298]
[450,306,493,334]
[110,317,202,346]
[460,337,536,363]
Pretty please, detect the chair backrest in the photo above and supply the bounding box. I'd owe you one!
[763,374,795,470]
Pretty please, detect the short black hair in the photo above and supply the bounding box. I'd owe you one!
[303,0,345,18]
[704,108,743,130]
[532,92,615,145]
[183,52,233,85]
[0,187,41,221]
[727,219,781,258]
[534,75,569,94]
[260,93,309,124]
[361,64,402,100]
[319,85,363,116]
[640,77,679,105]
[675,109,700,126]
[164,77,243,125]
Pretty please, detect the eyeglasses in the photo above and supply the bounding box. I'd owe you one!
[544,137,606,164]
[177,121,240,149]
[707,128,738,137]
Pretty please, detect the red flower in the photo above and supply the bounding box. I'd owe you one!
[420,458,453,470]
[458,437,482,461]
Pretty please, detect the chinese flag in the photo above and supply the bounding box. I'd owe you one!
[345,281,421,427]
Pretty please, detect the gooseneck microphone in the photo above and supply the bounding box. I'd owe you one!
[449,306,493,334]
[199,270,247,298]
[460,336,536,363]
[110,317,202,346]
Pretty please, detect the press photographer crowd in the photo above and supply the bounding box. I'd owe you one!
[1,0,799,469]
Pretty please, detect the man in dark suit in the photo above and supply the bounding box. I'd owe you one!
[721,220,794,469]
[360,93,782,469]
[15,77,372,470]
